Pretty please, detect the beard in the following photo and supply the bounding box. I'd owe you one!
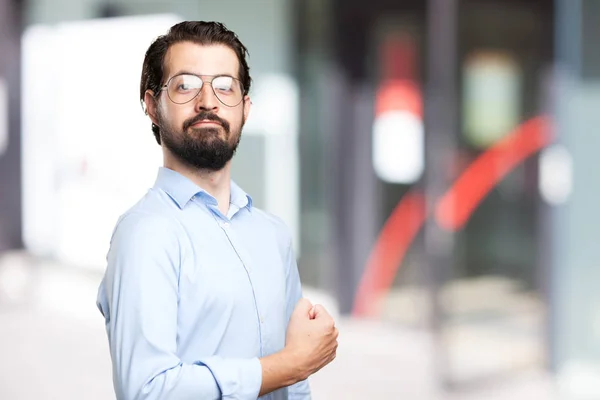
[158,110,243,172]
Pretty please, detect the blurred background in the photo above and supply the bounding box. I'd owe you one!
[1,0,599,398]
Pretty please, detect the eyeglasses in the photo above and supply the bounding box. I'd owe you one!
[158,73,244,107]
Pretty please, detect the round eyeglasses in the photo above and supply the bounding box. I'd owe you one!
[158,74,244,107]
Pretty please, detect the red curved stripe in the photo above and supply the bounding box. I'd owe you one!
[352,191,426,317]
[436,116,553,231]
[352,116,553,317]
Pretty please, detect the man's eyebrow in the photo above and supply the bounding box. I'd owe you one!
[168,70,237,79]
[169,70,198,77]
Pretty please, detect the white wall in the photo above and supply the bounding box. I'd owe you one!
[22,1,301,269]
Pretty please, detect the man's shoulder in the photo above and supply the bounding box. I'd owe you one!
[111,190,182,239]
[249,207,293,245]
[250,207,288,231]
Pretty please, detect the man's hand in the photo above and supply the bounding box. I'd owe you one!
[285,298,339,380]
[258,298,338,397]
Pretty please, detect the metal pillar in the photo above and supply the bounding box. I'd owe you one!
[329,4,380,314]
[0,0,24,252]
[423,0,458,389]
[550,0,600,396]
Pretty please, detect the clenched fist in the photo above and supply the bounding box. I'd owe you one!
[285,298,339,380]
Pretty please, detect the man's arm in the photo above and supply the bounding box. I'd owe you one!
[281,233,313,399]
[259,348,305,396]
[100,213,299,400]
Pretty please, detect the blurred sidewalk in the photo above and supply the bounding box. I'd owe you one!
[0,251,558,399]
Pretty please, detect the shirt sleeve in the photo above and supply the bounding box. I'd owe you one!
[283,233,313,400]
[97,212,262,400]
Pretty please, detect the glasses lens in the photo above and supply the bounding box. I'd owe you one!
[212,76,243,107]
[167,74,202,104]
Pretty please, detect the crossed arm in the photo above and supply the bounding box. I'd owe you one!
[97,214,312,399]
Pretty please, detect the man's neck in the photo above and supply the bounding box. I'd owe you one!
[164,156,232,216]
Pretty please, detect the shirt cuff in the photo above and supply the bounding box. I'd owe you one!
[197,356,262,400]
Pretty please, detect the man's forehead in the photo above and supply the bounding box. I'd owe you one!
[164,42,239,78]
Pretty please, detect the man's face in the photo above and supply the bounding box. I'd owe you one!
[146,42,250,171]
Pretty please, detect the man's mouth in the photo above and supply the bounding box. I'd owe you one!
[192,119,221,126]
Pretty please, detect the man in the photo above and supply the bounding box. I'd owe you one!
[96,21,338,400]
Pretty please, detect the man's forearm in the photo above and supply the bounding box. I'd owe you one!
[259,349,305,397]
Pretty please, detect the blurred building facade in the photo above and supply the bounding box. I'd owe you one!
[1,0,599,396]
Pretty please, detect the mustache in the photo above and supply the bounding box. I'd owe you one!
[183,111,230,132]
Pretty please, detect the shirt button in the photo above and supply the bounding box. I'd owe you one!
[260,316,265,324]
[221,222,230,228]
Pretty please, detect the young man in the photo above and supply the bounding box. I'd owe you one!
[96,21,338,400]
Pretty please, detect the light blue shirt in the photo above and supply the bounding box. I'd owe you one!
[96,167,311,400]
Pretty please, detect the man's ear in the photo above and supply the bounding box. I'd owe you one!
[143,90,160,126]
[243,95,251,123]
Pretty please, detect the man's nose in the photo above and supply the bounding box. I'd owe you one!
[194,83,219,111]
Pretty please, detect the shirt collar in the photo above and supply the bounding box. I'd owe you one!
[153,167,253,211]
[230,179,253,210]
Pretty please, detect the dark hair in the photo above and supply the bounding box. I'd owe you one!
[140,21,252,144]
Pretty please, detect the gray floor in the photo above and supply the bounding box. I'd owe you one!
[0,252,558,399]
